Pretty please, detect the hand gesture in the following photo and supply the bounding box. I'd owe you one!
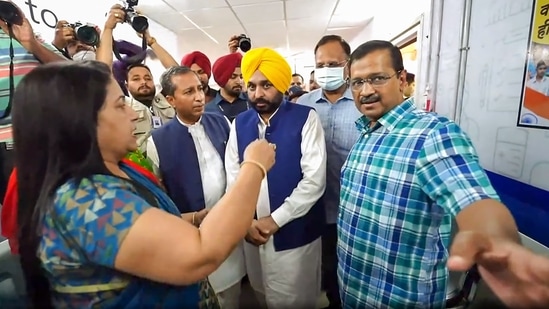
[105,4,125,30]
[245,220,269,246]
[194,208,209,226]
[243,139,276,173]
[448,231,549,308]
[52,20,74,49]
[0,3,35,49]
[255,216,279,236]
[228,35,239,53]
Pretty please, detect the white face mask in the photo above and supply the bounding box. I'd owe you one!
[315,67,346,91]
[72,50,96,61]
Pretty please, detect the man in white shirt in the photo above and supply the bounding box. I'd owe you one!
[527,60,549,96]
[225,47,327,308]
[146,66,244,309]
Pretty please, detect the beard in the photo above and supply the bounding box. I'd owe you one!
[250,92,284,115]
[130,85,156,102]
[201,80,209,90]
[224,84,242,97]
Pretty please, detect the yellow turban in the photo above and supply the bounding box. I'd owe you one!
[241,47,292,94]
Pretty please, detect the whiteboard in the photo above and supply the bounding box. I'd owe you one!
[433,0,464,120]
[459,0,549,188]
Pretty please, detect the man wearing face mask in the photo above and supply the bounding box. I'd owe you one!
[51,20,98,60]
[225,47,327,309]
[297,35,361,309]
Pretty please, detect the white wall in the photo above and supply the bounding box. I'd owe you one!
[457,0,547,186]
[427,0,464,119]
[348,0,431,48]
[348,0,433,104]
[12,0,180,79]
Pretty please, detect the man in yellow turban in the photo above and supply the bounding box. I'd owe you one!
[240,47,293,119]
[225,47,327,308]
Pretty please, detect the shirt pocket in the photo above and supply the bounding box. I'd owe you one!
[134,108,150,135]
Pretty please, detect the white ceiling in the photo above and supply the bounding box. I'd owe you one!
[135,0,373,63]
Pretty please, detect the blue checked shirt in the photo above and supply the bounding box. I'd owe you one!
[298,88,362,224]
[338,98,499,308]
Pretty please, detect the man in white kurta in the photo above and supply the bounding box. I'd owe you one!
[146,66,245,309]
[225,47,327,309]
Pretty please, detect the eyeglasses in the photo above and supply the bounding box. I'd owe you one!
[350,70,402,91]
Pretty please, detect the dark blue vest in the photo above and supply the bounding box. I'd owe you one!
[151,112,230,213]
[235,101,325,251]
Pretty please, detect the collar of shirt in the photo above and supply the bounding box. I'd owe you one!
[176,115,201,128]
[212,90,247,105]
[255,104,282,126]
[356,97,416,133]
[530,76,548,83]
[310,86,354,104]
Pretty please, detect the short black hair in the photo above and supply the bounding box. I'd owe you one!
[292,73,304,82]
[126,63,152,77]
[314,35,351,57]
[349,40,404,73]
[160,66,197,97]
[406,72,415,83]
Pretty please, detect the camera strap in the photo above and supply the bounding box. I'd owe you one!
[112,35,147,65]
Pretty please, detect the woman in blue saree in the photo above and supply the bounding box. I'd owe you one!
[12,60,276,308]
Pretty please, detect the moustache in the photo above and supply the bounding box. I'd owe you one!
[138,86,151,91]
[251,99,270,105]
[360,94,381,104]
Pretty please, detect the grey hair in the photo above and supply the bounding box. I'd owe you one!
[160,66,197,97]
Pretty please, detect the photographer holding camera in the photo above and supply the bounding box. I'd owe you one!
[96,3,179,153]
[203,34,252,122]
[0,1,66,201]
[51,20,100,61]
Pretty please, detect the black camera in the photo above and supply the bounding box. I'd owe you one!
[0,0,22,25]
[68,22,99,46]
[237,34,251,52]
[123,0,148,33]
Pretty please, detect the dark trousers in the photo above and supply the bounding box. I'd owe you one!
[322,223,341,308]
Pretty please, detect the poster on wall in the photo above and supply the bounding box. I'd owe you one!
[518,0,549,129]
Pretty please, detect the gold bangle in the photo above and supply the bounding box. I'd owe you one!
[192,211,196,226]
[240,160,266,178]
[147,37,157,46]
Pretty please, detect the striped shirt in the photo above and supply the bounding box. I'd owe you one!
[0,31,61,118]
[338,98,499,308]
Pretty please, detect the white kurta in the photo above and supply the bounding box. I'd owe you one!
[147,116,246,296]
[225,109,327,309]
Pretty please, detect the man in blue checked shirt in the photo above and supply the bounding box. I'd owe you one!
[338,40,549,308]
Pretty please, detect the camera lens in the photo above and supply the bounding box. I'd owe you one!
[75,25,99,46]
[130,15,148,33]
[238,36,251,52]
